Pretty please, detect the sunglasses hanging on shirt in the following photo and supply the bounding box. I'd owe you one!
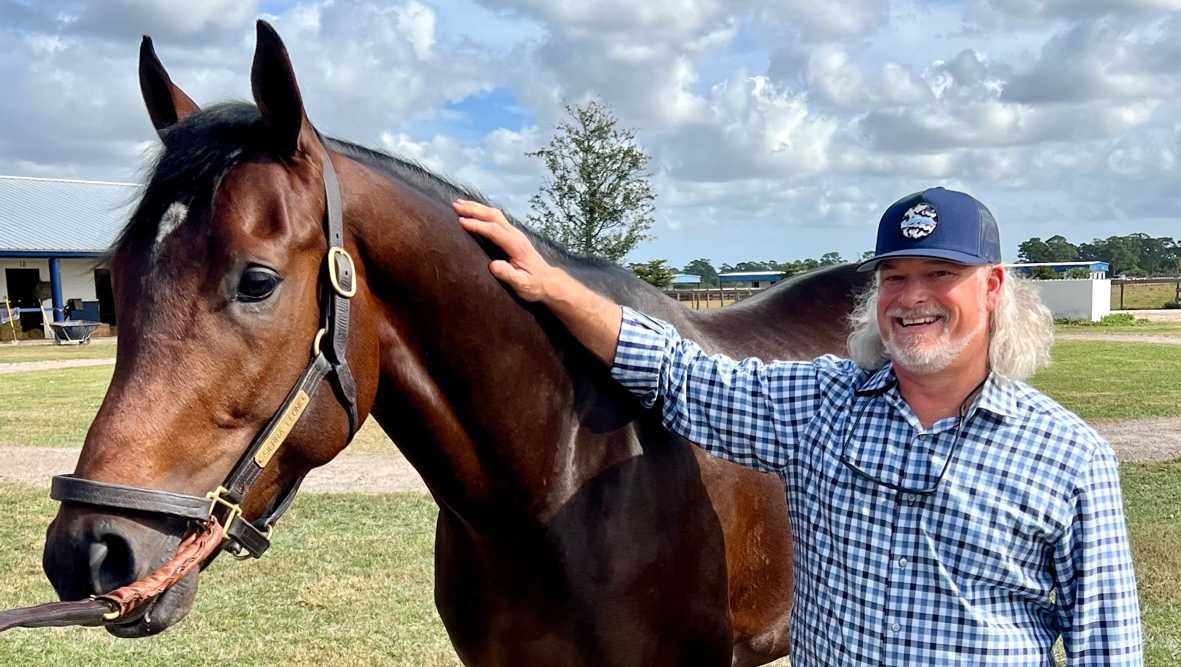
[839,376,988,496]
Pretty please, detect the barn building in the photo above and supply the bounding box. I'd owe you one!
[0,175,136,337]
[717,271,786,289]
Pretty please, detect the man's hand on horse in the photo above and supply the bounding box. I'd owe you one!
[454,199,555,302]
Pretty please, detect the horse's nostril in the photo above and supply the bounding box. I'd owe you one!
[89,532,136,594]
[88,542,109,573]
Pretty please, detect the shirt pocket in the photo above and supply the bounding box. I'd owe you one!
[924,478,1053,605]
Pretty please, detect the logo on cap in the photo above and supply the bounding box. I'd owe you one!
[900,203,938,239]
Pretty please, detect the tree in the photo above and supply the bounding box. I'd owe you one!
[1044,235,1079,262]
[628,259,676,288]
[1017,237,1052,264]
[527,100,656,262]
[818,251,844,266]
[682,258,719,287]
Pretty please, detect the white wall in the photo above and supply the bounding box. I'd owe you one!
[1,258,103,304]
[1029,279,1111,321]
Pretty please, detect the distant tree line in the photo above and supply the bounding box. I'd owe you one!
[627,252,853,288]
[1018,233,1181,277]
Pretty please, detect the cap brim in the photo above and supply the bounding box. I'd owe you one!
[856,248,992,272]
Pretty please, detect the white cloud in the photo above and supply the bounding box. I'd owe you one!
[395,1,437,60]
[2,0,1181,264]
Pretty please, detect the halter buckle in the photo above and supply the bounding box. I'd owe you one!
[204,486,243,542]
[327,247,356,298]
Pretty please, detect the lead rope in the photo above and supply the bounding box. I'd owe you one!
[0,518,225,633]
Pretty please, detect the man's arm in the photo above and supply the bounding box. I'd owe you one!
[454,200,825,472]
[454,200,621,364]
[1053,445,1143,665]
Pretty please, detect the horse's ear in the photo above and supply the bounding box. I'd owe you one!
[251,20,316,159]
[138,36,199,137]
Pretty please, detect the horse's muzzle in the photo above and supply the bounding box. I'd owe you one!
[42,507,197,636]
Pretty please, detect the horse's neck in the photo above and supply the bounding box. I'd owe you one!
[342,160,599,520]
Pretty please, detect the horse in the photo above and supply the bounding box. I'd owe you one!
[40,21,867,666]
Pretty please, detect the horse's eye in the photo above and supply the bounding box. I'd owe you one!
[237,267,282,302]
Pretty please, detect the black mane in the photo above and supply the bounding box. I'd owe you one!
[113,102,632,289]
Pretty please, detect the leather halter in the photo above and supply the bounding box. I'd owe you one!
[50,149,359,560]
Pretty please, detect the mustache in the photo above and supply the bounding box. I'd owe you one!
[885,306,949,320]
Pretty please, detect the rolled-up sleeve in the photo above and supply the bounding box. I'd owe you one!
[1053,445,1143,665]
[610,306,826,473]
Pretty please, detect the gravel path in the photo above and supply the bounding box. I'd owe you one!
[0,444,429,494]
[0,358,116,374]
[3,417,1178,492]
[1056,333,1181,345]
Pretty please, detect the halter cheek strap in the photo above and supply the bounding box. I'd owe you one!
[50,150,358,560]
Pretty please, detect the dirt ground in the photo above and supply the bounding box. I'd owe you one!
[0,358,116,374]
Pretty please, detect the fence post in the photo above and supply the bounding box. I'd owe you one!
[2,298,17,345]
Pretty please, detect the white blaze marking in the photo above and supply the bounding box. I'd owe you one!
[152,202,188,261]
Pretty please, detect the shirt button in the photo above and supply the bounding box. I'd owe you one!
[891,623,901,633]
[897,558,908,568]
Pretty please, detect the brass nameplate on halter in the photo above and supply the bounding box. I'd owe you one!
[254,391,311,467]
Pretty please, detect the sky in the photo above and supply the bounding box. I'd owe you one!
[2,0,1180,267]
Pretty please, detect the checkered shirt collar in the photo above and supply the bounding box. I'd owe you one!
[854,363,1020,421]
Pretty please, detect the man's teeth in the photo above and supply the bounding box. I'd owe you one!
[900,316,938,326]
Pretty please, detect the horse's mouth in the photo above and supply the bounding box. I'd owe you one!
[105,570,200,638]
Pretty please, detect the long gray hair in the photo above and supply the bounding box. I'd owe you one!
[846,267,1054,381]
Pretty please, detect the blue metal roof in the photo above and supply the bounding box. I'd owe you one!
[0,175,138,256]
[718,271,786,283]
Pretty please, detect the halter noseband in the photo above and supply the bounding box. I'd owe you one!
[50,149,359,560]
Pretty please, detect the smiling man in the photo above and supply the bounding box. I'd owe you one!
[454,187,1142,666]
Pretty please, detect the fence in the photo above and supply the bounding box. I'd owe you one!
[663,287,765,309]
[1111,277,1181,310]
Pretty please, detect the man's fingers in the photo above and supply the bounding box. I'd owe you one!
[458,216,511,244]
[488,259,522,284]
[453,199,509,225]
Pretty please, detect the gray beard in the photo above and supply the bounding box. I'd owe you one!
[881,306,988,375]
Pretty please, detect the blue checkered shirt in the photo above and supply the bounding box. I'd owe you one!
[610,307,1142,666]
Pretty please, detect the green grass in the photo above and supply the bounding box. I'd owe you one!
[1122,459,1181,665]
[1055,313,1181,337]
[0,364,392,452]
[0,462,1177,664]
[1112,282,1181,310]
[0,367,114,446]
[0,486,458,666]
[1056,321,1181,337]
[0,343,117,364]
[1029,342,1181,420]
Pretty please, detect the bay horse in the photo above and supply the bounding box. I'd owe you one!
[41,21,867,666]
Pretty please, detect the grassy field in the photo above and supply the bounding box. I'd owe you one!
[0,343,117,364]
[0,362,392,452]
[0,338,1178,663]
[0,460,1176,665]
[0,367,114,446]
[0,488,458,666]
[1056,318,1181,337]
[1028,341,1181,420]
[1112,281,1181,310]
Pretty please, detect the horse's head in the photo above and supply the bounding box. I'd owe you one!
[42,22,376,637]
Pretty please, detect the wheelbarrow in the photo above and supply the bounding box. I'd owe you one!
[47,320,101,345]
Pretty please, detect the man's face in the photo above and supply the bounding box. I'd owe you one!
[875,258,1003,375]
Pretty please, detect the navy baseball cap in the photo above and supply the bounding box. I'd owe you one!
[857,187,1001,272]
